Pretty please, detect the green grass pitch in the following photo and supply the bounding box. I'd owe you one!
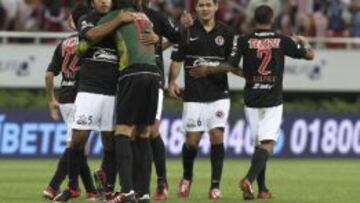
[0,159,359,203]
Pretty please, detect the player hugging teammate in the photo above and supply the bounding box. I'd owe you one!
[44,0,314,202]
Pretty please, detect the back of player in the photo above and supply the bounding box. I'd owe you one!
[227,5,314,200]
[233,30,307,108]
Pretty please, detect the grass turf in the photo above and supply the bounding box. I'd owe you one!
[0,159,359,203]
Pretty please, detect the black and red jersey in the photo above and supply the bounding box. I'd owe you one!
[229,29,307,107]
[47,35,80,104]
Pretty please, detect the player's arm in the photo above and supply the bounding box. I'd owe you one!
[168,42,186,98]
[168,61,183,98]
[80,10,135,42]
[190,34,244,78]
[190,63,243,79]
[283,35,315,61]
[293,35,315,60]
[45,44,62,120]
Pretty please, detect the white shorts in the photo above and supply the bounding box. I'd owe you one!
[72,92,115,132]
[155,89,164,121]
[182,99,230,132]
[244,105,283,144]
[59,103,75,142]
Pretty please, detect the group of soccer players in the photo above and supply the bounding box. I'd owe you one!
[44,0,314,202]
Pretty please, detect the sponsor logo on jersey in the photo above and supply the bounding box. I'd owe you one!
[193,58,221,67]
[248,38,280,49]
[186,119,197,129]
[93,50,118,62]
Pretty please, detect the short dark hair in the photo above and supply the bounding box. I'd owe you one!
[254,5,274,25]
[72,3,89,28]
[194,0,218,6]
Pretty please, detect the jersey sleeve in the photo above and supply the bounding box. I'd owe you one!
[282,35,307,59]
[158,12,181,43]
[228,35,243,67]
[77,14,96,40]
[225,28,236,60]
[46,42,62,76]
[171,39,186,62]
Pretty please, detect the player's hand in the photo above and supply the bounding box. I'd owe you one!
[168,81,181,98]
[189,65,210,79]
[139,30,160,45]
[292,34,308,44]
[117,10,136,24]
[48,100,60,121]
[180,11,193,29]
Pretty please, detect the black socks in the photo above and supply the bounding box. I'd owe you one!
[210,144,225,189]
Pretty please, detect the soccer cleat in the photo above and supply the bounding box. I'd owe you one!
[152,181,168,201]
[43,186,57,200]
[53,188,80,202]
[257,190,273,199]
[105,191,136,203]
[86,192,99,201]
[177,179,192,198]
[138,194,151,203]
[93,168,107,193]
[239,178,255,200]
[208,188,221,200]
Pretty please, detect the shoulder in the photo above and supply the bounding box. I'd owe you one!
[217,21,236,34]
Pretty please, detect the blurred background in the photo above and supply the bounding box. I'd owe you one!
[0,0,359,158]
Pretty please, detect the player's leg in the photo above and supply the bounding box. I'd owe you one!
[241,105,282,200]
[43,104,74,200]
[178,102,204,198]
[133,125,153,203]
[79,147,98,200]
[95,132,116,194]
[207,99,230,200]
[151,89,169,200]
[178,132,202,198]
[54,93,102,202]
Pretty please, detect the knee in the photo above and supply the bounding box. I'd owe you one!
[259,140,275,154]
[150,121,160,138]
[185,139,199,150]
[210,128,224,144]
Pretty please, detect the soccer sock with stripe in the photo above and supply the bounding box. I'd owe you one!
[49,148,70,191]
[102,149,116,192]
[114,135,134,193]
[257,163,268,192]
[79,153,96,193]
[245,147,269,183]
[136,137,153,196]
[182,144,198,180]
[151,135,167,184]
[210,143,225,189]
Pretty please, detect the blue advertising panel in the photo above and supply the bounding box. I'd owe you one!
[0,110,359,158]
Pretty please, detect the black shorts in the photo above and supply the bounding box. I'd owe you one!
[116,64,160,125]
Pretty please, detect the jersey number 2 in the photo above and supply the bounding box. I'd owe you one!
[257,49,272,75]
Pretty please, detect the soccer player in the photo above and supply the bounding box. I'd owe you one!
[190,5,315,200]
[168,0,235,199]
[53,0,135,202]
[43,4,98,201]
[88,0,161,202]
[139,0,192,200]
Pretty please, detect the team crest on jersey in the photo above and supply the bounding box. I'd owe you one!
[215,110,224,119]
[215,36,225,46]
